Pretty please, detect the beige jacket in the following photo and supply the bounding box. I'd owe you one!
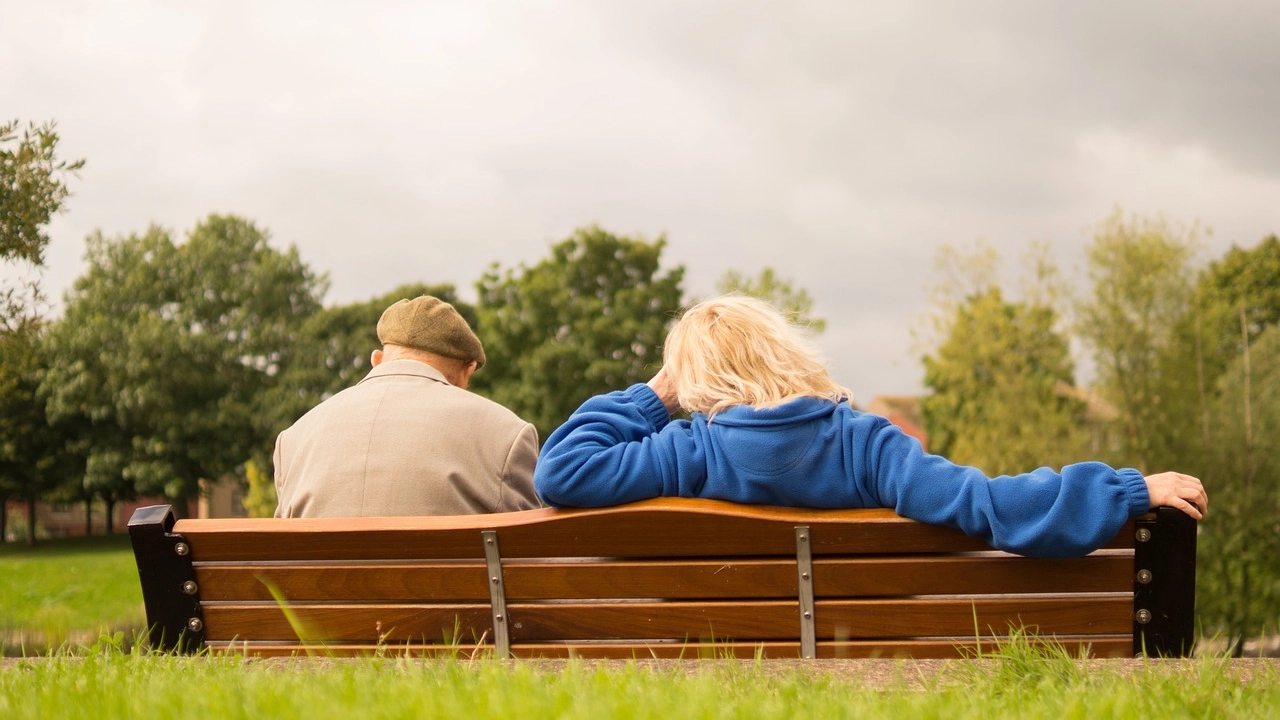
[273,359,540,517]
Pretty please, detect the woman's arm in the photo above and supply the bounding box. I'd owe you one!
[533,384,698,507]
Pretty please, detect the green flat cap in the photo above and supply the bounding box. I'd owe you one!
[376,296,486,368]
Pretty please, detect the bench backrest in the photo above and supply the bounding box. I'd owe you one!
[128,498,1196,659]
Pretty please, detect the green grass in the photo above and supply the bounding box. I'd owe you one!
[1,639,1277,720]
[3,536,1279,718]
[0,534,144,650]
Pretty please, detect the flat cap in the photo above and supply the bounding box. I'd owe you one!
[376,296,486,369]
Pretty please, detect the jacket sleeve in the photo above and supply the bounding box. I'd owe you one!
[272,432,288,518]
[498,422,542,511]
[534,384,692,507]
[858,416,1151,558]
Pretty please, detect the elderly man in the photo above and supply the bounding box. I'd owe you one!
[274,295,540,517]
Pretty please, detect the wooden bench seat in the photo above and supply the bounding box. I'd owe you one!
[128,497,1197,659]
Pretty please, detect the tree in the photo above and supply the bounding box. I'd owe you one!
[1075,210,1201,472]
[1,120,84,328]
[1192,235,1280,393]
[1183,236,1280,655]
[920,287,1086,475]
[1196,324,1280,654]
[716,267,826,332]
[915,240,1088,474]
[0,319,78,544]
[240,458,276,519]
[41,215,325,517]
[472,226,684,441]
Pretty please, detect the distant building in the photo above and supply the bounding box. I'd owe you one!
[862,395,929,451]
[862,385,1121,459]
[1054,382,1122,455]
[3,496,198,542]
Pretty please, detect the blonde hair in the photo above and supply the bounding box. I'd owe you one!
[663,294,850,418]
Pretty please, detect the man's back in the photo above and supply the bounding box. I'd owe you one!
[273,359,540,517]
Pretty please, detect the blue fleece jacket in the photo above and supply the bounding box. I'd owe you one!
[533,384,1151,558]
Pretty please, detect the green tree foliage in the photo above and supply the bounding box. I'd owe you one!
[1196,324,1280,653]
[1075,210,1201,472]
[40,215,325,511]
[916,240,1087,475]
[1148,236,1280,475]
[1195,234,1280,382]
[921,287,1086,475]
[1,120,84,328]
[472,226,684,441]
[0,320,77,544]
[1182,236,1280,654]
[716,267,827,332]
[240,458,276,519]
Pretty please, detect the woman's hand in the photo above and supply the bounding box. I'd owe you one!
[1144,471,1208,520]
[646,367,681,416]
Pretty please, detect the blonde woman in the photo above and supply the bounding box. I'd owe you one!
[532,295,1207,558]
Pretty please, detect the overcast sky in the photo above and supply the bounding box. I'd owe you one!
[4,0,1278,404]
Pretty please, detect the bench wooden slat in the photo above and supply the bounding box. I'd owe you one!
[813,554,1131,596]
[195,554,1132,602]
[504,597,1132,641]
[199,595,1130,645]
[175,500,1020,562]
[202,603,495,644]
[194,564,491,602]
[175,501,1134,562]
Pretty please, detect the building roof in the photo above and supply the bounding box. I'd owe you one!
[862,395,929,451]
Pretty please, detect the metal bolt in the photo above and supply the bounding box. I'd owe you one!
[1135,528,1152,543]
[1135,609,1152,624]
[486,537,494,545]
[803,611,812,619]
[492,576,500,584]
[1136,569,1153,585]
[798,534,808,543]
[187,617,203,632]
[495,615,504,622]
[181,580,198,595]
[801,573,810,580]
[174,542,190,556]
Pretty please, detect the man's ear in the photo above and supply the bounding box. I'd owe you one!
[371,349,384,367]
[456,360,479,389]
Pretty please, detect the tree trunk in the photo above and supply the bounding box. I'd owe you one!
[25,496,37,547]
[0,499,7,542]
[1232,564,1250,658]
[1195,311,1210,448]
[84,496,93,536]
[104,496,116,535]
[1235,305,1254,656]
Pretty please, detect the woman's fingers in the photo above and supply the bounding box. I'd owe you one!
[1144,471,1208,520]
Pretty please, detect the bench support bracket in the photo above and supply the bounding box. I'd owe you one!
[795,526,816,659]
[481,530,512,659]
[1133,507,1197,657]
[127,505,204,654]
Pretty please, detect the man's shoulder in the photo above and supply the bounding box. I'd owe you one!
[283,369,533,437]
[451,388,532,428]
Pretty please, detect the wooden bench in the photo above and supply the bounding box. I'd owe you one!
[128,497,1197,659]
